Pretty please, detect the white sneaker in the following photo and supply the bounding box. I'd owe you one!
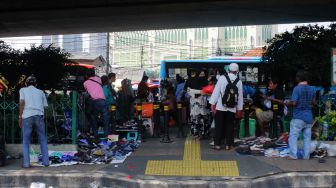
[250,144,264,151]
[209,141,214,146]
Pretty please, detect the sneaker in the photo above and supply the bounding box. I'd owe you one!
[209,141,214,146]
[250,144,264,151]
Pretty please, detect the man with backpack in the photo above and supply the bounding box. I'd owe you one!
[209,63,243,150]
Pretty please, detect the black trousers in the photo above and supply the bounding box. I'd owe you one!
[214,110,235,147]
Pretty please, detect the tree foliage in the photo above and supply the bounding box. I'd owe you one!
[22,45,71,89]
[263,24,336,87]
[0,42,71,90]
[0,41,22,84]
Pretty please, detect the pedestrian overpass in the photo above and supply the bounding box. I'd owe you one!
[0,0,335,37]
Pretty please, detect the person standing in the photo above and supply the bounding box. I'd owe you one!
[107,73,117,104]
[84,72,110,138]
[137,75,149,102]
[285,70,316,160]
[101,75,114,110]
[19,75,49,168]
[175,75,185,102]
[209,63,243,150]
[117,79,135,124]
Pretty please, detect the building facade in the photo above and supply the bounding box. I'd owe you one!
[109,25,278,68]
[40,33,108,59]
[41,35,61,47]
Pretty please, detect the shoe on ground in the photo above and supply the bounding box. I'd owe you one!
[209,141,214,146]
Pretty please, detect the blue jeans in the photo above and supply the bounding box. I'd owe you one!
[289,119,311,159]
[90,99,110,138]
[22,115,49,167]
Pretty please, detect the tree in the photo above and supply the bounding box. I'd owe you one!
[263,24,336,87]
[22,45,71,89]
[1,42,72,91]
[0,41,22,86]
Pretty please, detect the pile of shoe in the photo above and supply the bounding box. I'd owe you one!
[33,133,140,166]
[76,135,140,164]
[235,134,289,156]
[264,147,289,158]
[123,120,138,128]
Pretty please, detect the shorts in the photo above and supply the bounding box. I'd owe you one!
[255,108,273,123]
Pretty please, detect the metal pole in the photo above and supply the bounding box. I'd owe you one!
[111,104,116,134]
[272,104,279,138]
[140,46,144,68]
[244,105,250,137]
[161,103,172,143]
[136,103,144,141]
[153,102,161,138]
[106,32,110,74]
[176,102,185,138]
[71,91,77,144]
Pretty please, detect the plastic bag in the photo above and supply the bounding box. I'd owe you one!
[30,182,46,188]
[327,144,336,157]
[30,147,39,163]
[211,120,215,129]
[318,142,330,150]
[310,140,318,154]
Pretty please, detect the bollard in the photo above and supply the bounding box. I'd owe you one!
[271,104,279,138]
[153,102,161,138]
[161,103,172,143]
[244,105,250,137]
[110,104,117,134]
[176,102,185,138]
[136,103,145,142]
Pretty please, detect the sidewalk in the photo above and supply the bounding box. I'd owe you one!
[0,136,335,188]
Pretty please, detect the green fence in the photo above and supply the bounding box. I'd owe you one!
[1,91,334,144]
[0,91,86,144]
[317,94,336,117]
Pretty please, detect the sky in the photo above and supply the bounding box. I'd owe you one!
[277,22,332,33]
[0,22,333,50]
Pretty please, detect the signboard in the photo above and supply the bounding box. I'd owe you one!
[333,48,336,85]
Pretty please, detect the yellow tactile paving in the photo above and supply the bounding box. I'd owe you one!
[145,137,239,177]
[183,137,201,160]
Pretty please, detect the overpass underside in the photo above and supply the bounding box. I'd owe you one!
[0,0,336,37]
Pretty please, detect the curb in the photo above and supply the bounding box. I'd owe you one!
[0,170,335,188]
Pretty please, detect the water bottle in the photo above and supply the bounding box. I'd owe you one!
[322,122,329,138]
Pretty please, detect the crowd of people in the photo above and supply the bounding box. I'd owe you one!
[82,64,316,160]
[17,63,317,168]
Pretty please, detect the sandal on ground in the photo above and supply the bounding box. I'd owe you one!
[285,156,297,160]
[22,165,33,169]
[213,146,221,150]
[318,158,326,163]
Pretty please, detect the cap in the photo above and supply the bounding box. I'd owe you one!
[228,63,239,72]
[26,75,37,85]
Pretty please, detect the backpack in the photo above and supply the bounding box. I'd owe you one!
[221,74,239,108]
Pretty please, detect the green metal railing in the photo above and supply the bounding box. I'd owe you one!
[0,91,81,144]
[317,94,336,117]
[1,91,333,144]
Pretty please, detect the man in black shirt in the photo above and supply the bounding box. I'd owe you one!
[255,78,285,136]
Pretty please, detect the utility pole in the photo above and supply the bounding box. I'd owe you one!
[149,43,153,68]
[140,45,144,68]
[188,39,192,59]
[106,32,110,74]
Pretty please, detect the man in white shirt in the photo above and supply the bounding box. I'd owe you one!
[18,75,49,168]
[209,63,243,150]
